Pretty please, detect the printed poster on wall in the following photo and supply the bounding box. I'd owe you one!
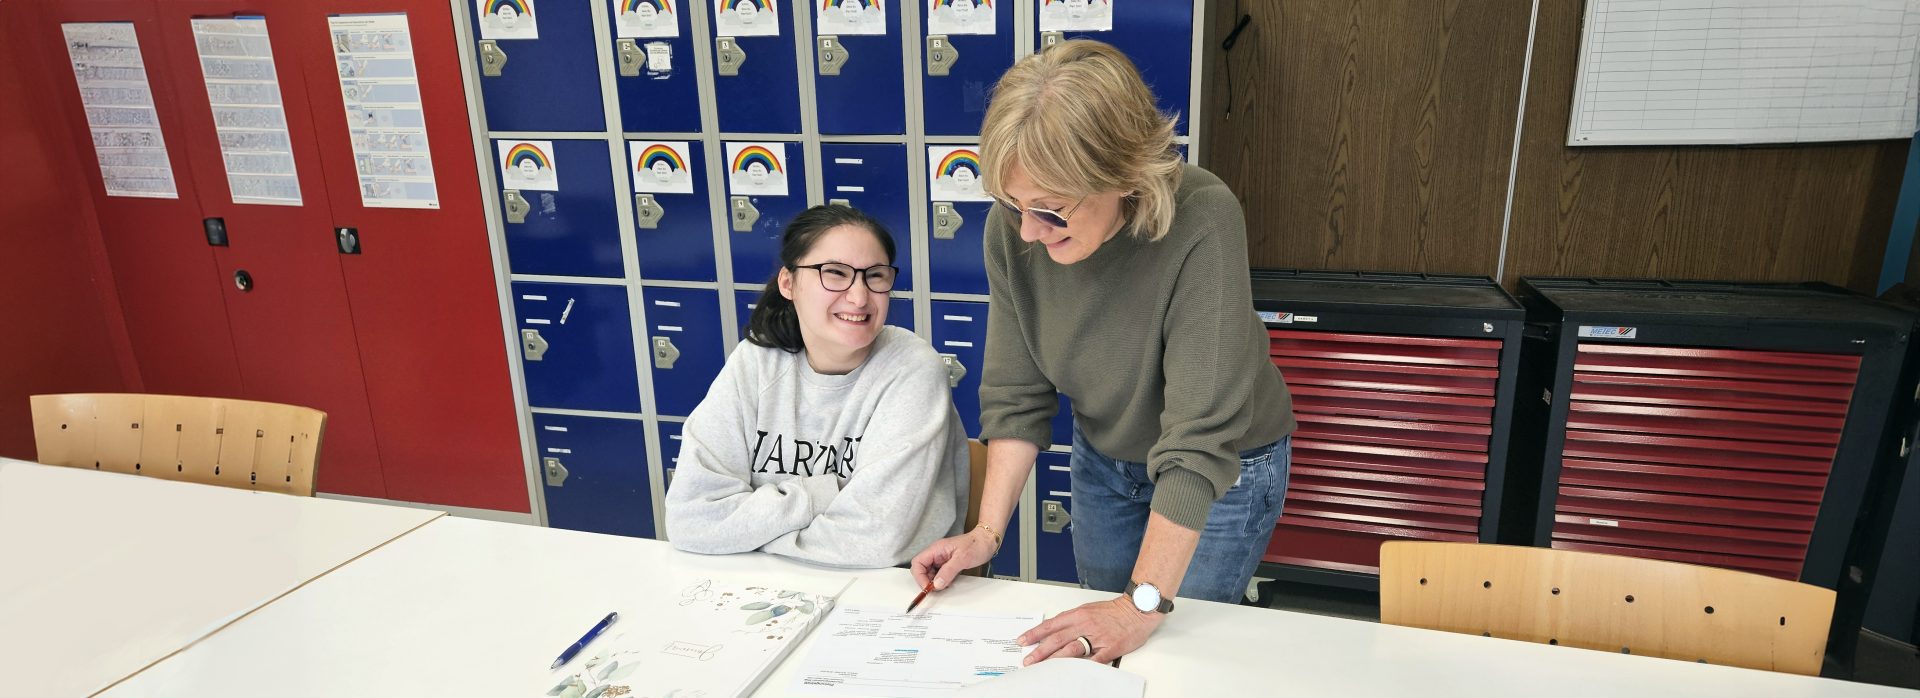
[498,140,559,191]
[191,17,302,206]
[725,142,789,196]
[61,22,178,199]
[330,13,439,209]
[630,141,695,194]
[927,0,993,35]
[715,0,780,37]
[927,146,989,202]
[618,0,681,38]
[1038,0,1110,32]
[476,0,539,39]
[817,0,885,36]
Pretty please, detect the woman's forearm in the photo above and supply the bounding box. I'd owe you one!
[1131,512,1201,599]
[975,438,1040,542]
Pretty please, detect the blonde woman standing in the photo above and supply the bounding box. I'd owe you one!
[911,40,1296,664]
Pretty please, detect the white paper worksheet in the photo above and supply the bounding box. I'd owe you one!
[790,607,1044,697]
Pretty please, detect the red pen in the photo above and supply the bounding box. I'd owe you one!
[905,580,935,613]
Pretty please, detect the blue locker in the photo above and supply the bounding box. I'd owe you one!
[926,199,992,295]
[995,498,1023,580]
[1035,1,1192,135]
[709,1,802,133]
[629,140,718,281]
[930,301,987,437]
[472,0,605,132]
[921,0,1015,136]
[513,282,643,413]
[820,143,913,291]
[811,1,905,134]
[610,0,702,133]
[735,291,912,335]
[537,414,655,538]
[1034,450,1076,583]
[644,287,728,417]
[658,419,684,490]
[725,142,810,284]
[496,139,624,278]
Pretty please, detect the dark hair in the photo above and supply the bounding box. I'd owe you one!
[744,204,897,353]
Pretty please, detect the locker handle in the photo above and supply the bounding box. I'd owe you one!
[479,40,507,77]
[1041,31,1065,51]
[653,336,682,369]
[926,35,956,77]
[828,198,851,208]
[932,202,963,240]
[716,37,745,77]
[817,36,848,76]
[521,328,549,361]
[233,269,254,293]
[335,227,360,255]
[503,190,530,224]
[616,39,643,77]
[1042,500,1071,534]
[543,457,569,486]
[634,194,664,229]
[730,196,760,232]
[940,353,967,388]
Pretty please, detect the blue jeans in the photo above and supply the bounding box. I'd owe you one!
[1068,425,1290,604]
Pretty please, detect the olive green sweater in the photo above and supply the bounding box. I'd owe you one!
[977,164,1296,532]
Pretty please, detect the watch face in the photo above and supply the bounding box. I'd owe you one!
[1130,583,1159,612]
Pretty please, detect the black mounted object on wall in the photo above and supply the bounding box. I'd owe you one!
[203,217,227,246]
[1247,269,1527,592]
[1507,277,1916,673]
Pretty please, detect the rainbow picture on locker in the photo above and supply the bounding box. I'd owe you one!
[936,149,980,178]
[730,0,773,12]
[731,146,783,175]
[934,0,989,6]
[507,143,551,171]
[823,0,879,8]
[625,0,673,11]
[487,0,532,14]
[639,144,686,174]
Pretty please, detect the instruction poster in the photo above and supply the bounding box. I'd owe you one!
[476,0,539,39]
[715,0,780,37]
[61,23,178,199]
[726,142,789,196]
[630,141,696,194]
[498,140,559,191]
[928,146,989,202]
[617,0,681,38]
[1038,0,1110,32]
[330,13,439,209]
[817,0,886,36]
[192,17,302,206]
[927,0,993,35]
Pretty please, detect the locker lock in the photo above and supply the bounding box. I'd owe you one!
[940,353,967,388]
[503,190,530,224]
[616,39,644,77]
[336,227,360,255]
[652,336,682,369]
[716,37,745,77]
[521,328,549,361]
[730,196,760,232]
[479,40,507,77]
[1041,31,1065,51]
[932,202,963,240]
[634,194,664,229]
[543,457,569,487]
[926,35,956,76]
[828,198,851,208]
[817,36,848,76]
[1041,500,1072,534]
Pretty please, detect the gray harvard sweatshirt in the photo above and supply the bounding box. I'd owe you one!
[664,326,968,568]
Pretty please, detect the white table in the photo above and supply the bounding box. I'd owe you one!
[0,459,443,697]
[102,515,1915,697]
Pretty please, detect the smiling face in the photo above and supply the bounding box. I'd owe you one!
[999,160,1127,265]
[778,224,891,374]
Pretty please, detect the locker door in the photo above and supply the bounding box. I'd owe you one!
[735,291,913,335]
[645,287,728,417]
[537,414,655,538]
[658,419,685,493]
[724,140,809,283]
[513,281,643,413]
[495,138,624,278]
[467,0,604,132]
[629,139,717,281]
[925,145,992,295]
[1035,450,1077,583]
[610,0,701,133]
[820,142,913,290]
[154,5,388,498]
[288,0,527,512]
[921,0,1014,136]
[709,0,801,134]
[39,1,244,400]
[1034,0,1191,135]
[810,0,904,134]
[930,300,987,437]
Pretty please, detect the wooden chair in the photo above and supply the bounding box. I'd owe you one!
[1378,541,1834,675]
[29,393,326,496]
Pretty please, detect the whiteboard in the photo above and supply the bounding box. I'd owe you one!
[1567,0,1920,146]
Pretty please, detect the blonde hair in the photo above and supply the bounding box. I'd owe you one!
[979,39,1184,241]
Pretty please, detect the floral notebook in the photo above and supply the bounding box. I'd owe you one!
[544,577,851,698]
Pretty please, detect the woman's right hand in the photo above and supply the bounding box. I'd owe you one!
[910,527,1000,591]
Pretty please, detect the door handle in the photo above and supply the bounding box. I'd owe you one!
[543,457,569,486]
[503,190,530,224]
[926,35,956,76]
[932,202,963,240]
[479,40,507,76]
[716,37,745,76]
[817,36,848,76]
[521,328,549,361]
[1042,500,1072,533]
[634,194,664,229]
[652,336,682,369]
[940,354,966,388]
[730,196,759,232]
[616,39,643,76]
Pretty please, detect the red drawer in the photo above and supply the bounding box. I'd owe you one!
[1571,373,1856,411]
[1556,488,1819,532]
[1286,489,1481,523]
[1293,415,1491,452]
[1287,385,1494,423]
[1289,471,1484,507]
[1559,458,1829,502]
[1551,540,1802,580]
[1278,513,1478,544]
[1566,402,1844,445]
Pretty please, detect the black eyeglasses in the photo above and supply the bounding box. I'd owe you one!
[994,194,1088,228]
[792,262,899,293]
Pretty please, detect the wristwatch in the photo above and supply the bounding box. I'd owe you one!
[1124,581,1174,614]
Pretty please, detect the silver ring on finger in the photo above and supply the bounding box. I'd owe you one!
[1076,635,1094,657]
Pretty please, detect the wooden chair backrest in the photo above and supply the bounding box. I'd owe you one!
[1379,541,1835,675]
[30,393,326,496]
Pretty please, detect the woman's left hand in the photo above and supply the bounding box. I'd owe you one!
[1017,596,1163,665]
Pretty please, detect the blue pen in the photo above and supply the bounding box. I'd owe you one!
[550,612,619,671]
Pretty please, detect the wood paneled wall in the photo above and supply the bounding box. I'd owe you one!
[1201,0,1911,293]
